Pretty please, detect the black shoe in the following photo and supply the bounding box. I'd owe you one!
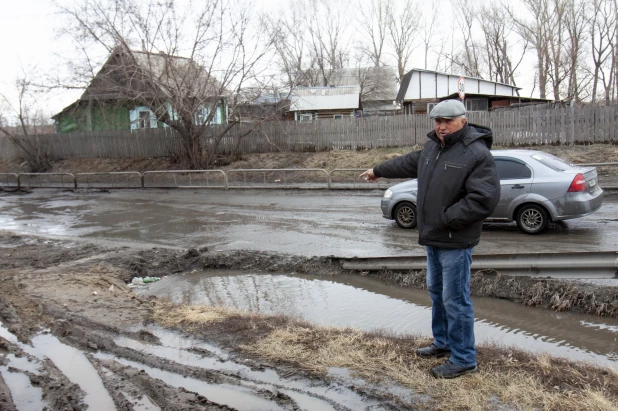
[431,360,478,379]
[415,344,451,358]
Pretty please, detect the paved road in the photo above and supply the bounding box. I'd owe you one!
[0,189,617,257]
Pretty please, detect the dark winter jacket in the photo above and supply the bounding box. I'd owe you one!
[373,123,500,249]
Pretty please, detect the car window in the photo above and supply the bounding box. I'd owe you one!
[495,158,532,180]
[530,153,575,171]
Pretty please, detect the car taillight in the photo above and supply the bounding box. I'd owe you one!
[568,173,587,192]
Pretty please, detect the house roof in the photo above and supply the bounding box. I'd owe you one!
[441,92,553,103]
[396,68,523,103]
[289,86,361,111]
[298,67,398,101]
[53,47,224,118]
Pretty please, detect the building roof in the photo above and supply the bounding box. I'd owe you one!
[396,68,524,103]
[54,47,224,118]
[298,67,398,101]
[289,86,361,111]
[441,92,553,103]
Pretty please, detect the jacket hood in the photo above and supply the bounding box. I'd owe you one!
[427,123,494,149]
[463,123,493,149]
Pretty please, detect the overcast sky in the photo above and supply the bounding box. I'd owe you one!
[1,0,536,121]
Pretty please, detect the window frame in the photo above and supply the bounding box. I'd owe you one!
[494,157,532,180]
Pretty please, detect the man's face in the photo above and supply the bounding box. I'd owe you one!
[434,116,467,140]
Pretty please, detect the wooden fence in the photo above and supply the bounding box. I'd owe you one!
[1,106,616,161]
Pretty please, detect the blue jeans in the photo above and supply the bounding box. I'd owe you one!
[426,246,476,367]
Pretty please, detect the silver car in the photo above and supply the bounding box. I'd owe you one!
[380,149,604,234]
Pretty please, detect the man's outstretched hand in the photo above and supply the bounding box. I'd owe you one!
[360,169,378,182]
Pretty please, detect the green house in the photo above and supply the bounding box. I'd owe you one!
[52,48,227,133]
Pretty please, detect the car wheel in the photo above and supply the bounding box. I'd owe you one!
[516,204,549,234]
[394,202,417,229]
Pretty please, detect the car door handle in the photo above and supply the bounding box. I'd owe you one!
[511,184,525,189]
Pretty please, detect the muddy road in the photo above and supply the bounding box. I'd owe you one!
[1,188,618,410]
[1,188,618,256]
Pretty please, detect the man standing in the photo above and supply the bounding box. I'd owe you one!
[360,99,500,379]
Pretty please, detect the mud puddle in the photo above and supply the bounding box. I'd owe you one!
[138,270,618,370]
[116,325,391,409]
[0,367,46,411]
[1,323,115,410]
[1,320,389,411]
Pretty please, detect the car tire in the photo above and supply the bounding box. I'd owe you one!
[394,202,417,229]
[515,204,549,234]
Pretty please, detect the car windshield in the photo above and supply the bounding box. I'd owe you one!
[530,153,576,172]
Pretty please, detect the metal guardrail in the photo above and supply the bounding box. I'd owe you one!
[143,170,227,189]
[227,168,330,189]
[329,168,404,190]
[76,172,142,189]
[17,173,76,189]
[3,163,617,191]
[0,173,19,188]
[337,251,618,279]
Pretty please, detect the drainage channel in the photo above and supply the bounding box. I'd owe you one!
[337,251,618,278]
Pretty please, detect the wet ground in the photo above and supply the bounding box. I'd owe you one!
[1,189,618,410]
[138,270,618,371]
[1,188,618,256]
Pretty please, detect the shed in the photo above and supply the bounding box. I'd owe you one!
[396,68,552,114]
[289,86,361,121]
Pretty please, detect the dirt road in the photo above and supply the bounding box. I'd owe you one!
[1,231,617,410]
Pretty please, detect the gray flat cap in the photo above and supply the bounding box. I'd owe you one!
[429,99,466,119]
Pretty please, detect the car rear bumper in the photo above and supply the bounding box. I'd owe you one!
[551,189,604,220]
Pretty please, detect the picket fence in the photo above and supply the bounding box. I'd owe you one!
[1,106,616,161]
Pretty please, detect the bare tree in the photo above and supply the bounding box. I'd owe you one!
[451,0,483,77]
[563,0,591,103]
[305,0,351,86]
[387,0,422,82]
[262,9,314,89]
[590,0,617,104]
[55,0,279,169]
[0,70,53,172]
[545,0,570,100]
[355,0,390,67]
[478,3,528,87]
[506,0,552,99]
[419,1,441,70]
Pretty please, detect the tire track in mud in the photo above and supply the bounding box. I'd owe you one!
[0,234,402,410]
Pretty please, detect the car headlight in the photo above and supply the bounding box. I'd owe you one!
[383,189,393,199]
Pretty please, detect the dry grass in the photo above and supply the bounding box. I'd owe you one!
[153,303,618,411]
[152,302,249,328]
[2,144,616,174]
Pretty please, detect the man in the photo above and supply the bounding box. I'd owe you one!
[360,99,500,379]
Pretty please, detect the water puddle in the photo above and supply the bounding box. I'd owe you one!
[0,323,116,411]
[118,325,387,409]
[94,352,285,411]
[139,271,618,370]
[0,367,47,411]
[30,334,116,411]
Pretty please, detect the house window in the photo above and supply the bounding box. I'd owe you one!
[138,111,151,129]
[195,107,209,125]
[465,99,489,112]
[299,114,313,122]
[427,103,437,115]
[333,114,343,120]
